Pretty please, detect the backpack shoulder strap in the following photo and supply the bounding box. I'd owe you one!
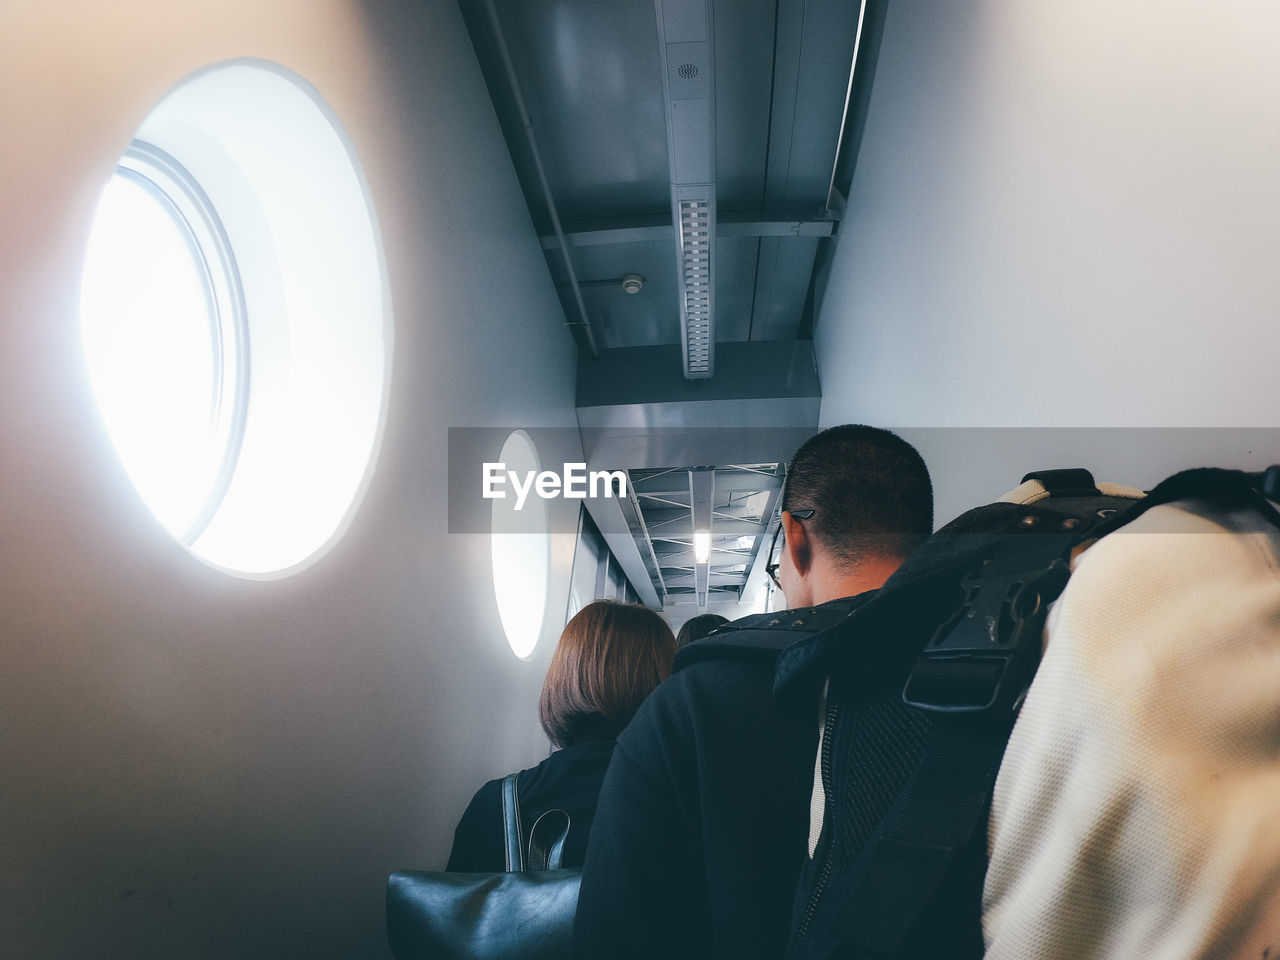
[673,596,872,674]
[804,475,1119,958]
[1094,465,1280,537]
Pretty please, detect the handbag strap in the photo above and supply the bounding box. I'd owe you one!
[503,770,573,871]
[528,809,572,871]
[501,773,524,872]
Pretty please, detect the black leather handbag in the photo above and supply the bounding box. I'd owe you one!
[387,773,581,959]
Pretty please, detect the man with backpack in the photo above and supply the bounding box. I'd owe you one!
[572,424,934,959]
[781,466,1280,959]
[576,424,1280,957]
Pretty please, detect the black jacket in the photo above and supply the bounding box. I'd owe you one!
[446,734,616,872]
[572,598,874,959]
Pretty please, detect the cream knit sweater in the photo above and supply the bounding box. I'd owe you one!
[983,496,1280,958]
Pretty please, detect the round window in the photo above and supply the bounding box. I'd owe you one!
[80,144,246,542]
[490,430,549,659]
[79,61,391,577]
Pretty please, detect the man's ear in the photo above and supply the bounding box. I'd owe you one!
[781,510,813,577]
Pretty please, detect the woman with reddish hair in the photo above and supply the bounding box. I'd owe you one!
[446,600,676,871]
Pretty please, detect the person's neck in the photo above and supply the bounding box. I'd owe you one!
[808,554,903,606]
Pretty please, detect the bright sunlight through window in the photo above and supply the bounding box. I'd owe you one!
[79,61,391,578]
[82,167,232,541]
[491,430,550,658]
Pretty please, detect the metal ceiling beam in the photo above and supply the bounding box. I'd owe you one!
[482,0,599,358]
[666,584,742,593]
[660,558,751,574]
[633,470,781,496]
[827,0,870,213]
[642,510,763,537]
[624,472,669,607]
[663,574,749,590]
[713,467,758,602]
[750,0,865,340]
[580,485,662,609]
[744,464,788,588]
[655,0,716,379]
[576,342,821,413]
[664,563,748,577]
[539,214,835,249]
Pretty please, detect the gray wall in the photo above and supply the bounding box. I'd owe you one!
[815,0,1279,522]
[0,1,579,956]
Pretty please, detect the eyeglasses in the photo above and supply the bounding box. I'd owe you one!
[764,508,815,589]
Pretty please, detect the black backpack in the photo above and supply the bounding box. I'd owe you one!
[772,466,1280,959]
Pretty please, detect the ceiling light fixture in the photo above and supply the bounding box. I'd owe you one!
[655,0,716,379]
[690,467,715,608]
[694,529,711,564]
[677,194,713,376]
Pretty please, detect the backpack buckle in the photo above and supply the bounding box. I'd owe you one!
[902,553,1070,715]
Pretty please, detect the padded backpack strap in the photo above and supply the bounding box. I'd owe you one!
[812,477,1124,959]
[1093,465,1280,537]
[1019,467,1100,498]
[675,596,869,676]
[824,715,1009,958]
[832,539,1089,957]
[501,773,524,872]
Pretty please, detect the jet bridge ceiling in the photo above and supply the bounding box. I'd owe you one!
[459,0,887,609]
[626,463,785,607]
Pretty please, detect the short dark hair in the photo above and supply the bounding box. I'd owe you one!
[675,613,728,649]
[782,424,932,566]
[538,600,676,748]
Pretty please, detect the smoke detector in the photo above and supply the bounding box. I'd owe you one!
[621,273,645,295]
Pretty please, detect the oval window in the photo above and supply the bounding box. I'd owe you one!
[491,430,549,658]
[79,61,391,577]
[81,145,244,541]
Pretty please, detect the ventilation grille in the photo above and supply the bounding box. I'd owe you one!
[679,198,712,376]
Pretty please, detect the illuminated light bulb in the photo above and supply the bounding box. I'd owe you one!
[694,530,711,564]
